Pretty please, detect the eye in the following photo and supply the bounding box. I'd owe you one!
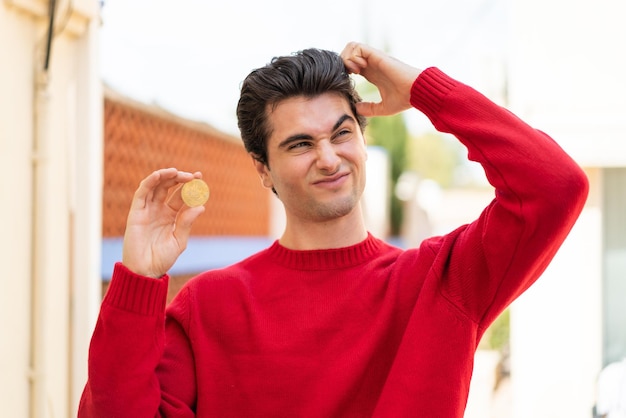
[287,141,312,151]
[332,129,352,142]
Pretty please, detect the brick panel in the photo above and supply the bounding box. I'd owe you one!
[103,89,270,238]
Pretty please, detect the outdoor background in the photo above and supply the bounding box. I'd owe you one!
[1,0,625,417]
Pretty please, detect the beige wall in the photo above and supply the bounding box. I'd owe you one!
[510,168,603,418]
[0,1,102,417]
[508,0,625,416]
[0,4,35,418]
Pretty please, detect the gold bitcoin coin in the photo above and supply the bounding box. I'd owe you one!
[181,179,210,207]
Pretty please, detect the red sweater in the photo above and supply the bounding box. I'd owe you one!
[79,68,588,417]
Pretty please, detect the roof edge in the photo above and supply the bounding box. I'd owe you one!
[103,83,243,146]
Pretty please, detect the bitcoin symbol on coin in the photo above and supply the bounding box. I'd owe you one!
[181,179,210,207]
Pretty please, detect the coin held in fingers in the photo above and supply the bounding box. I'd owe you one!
[181,179,210,207]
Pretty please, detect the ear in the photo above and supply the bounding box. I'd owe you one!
[250,154,273,189]
[360,129,368,160]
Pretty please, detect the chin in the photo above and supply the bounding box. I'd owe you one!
[312,196,360,221]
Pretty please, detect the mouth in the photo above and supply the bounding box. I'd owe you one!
[313,172,350,187]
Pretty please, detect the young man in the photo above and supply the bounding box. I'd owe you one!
[79,42,588,417]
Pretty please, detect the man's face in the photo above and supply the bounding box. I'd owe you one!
[254,92,367,223]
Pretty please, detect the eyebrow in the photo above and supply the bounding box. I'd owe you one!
[278,114,356,149]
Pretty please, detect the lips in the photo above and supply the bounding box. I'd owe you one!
[313,172,349,186]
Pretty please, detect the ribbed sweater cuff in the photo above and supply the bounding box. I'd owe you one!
[103,262,169,316]
[410,67,458,119]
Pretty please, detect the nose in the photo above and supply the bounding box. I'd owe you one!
[316,140,341,173]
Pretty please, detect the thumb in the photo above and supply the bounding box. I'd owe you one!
[356,101,388,118]
[173,206,205,245]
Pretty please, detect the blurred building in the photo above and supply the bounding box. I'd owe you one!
[101,87,271,303]
[1,0,102,417]
[1,2,271,416]
[506,0,626,417]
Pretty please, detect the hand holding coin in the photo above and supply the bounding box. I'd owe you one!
[123,169,207,278]
[181,178,210,207]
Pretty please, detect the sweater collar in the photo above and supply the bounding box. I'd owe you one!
[265,233,386,270]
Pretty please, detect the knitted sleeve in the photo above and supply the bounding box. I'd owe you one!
[410,68,588,330]
[77,263,196,417]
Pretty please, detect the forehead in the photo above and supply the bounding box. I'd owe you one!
[267,93,354,140]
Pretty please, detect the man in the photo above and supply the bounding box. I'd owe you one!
[79,42,588,417]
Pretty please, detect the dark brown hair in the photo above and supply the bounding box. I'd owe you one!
[236,48,367,166]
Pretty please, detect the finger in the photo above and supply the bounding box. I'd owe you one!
[341,42,369,74]
[173,205,206,246]
[152,170,194,204]
[344,55,368,75]
[356,101,384,118]
[165,183,186,212]
[131,168,176,209]
[340,41,360,59]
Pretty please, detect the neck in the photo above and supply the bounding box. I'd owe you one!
[279,204,368,250]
